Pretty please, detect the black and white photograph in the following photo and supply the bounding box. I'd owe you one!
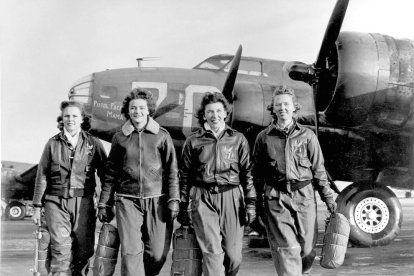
[1,0,414,275]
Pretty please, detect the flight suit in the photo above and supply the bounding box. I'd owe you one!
[253,121,335,276]
[33,131,107,276]
[180,125,256,276]
[99,118,179,276]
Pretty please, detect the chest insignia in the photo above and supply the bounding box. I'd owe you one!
[222,146,235,160]
[292,140,306,155]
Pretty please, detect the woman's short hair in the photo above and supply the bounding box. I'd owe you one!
[266,85,301,118]
[195,92,232,126]
[57,101,91,131]
[121,88,156,119]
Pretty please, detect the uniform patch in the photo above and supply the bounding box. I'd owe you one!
[222,146,235,161]
[292,140,306,156]
[86,142,94,156]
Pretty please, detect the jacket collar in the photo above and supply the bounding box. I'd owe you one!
[121,117,160,136]
[56,130,88,141]
[196,124,234,138]
[266,119,301,135]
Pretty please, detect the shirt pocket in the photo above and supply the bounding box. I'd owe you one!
[229,162,240,182]
[297,158,312,179]
[50,163,61,183]
[298,158,312,168]
[266,160,278,172]
[197,163,211,180]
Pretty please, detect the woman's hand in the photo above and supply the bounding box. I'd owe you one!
[168,200,180,220]
[32,207,41,226]
[98,206,115,223]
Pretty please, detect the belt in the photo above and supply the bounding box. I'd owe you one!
[193,183,238,194]
[271,180,311,193]
[49,187,94,198]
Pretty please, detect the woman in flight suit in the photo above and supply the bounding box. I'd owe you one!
[32,101,107,276]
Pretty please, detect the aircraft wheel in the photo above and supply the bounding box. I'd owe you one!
[6,202,26,220]
[336,182,402,247]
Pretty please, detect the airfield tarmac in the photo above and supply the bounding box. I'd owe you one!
[1,196,414,276]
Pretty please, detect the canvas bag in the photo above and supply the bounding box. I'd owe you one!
[320,212,350,269]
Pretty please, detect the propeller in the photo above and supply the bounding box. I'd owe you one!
[315,0,349,70]
[286,0,349,137]
[222,45,242,103]
[153,102,180,119]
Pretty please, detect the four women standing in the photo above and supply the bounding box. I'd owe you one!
[32,87,334,275]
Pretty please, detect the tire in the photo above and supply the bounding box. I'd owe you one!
[6,202,26,220]
[336,182,402,247]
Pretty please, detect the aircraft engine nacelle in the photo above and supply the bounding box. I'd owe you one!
[325,32,414,130]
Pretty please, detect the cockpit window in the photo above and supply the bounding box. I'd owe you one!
[225,59,268,77]
[100,86,118,99]
[194,56,268,77]
[68,74,93,104]
[194,57,232,70]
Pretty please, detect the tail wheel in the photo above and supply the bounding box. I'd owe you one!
[336,182,402,247]
[6,202,26,220]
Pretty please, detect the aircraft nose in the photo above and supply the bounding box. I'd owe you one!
[68,74,93,113]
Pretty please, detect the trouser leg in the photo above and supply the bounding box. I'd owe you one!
[38,222,51,276]
[265,191,302,276]
[265,185,318,276]
[191,187,224,276]
[294,185,317,274]
[116,197,145,276]
[45,199,73,276]
[221,188,244,276]
[191,187,244,276]
[71,196,96,276]
[142,196,173,276]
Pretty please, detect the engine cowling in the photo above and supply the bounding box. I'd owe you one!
[325,32,414,130]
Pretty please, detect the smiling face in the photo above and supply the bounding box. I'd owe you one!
[129,98,149,129]
[62,106,83,135]
[273,94,295,124]
[204,102,227,131]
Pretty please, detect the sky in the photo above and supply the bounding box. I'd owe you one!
[1,0,414,164]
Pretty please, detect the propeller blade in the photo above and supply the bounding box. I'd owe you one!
[315,0,349,69]
[312,83,320,138]
[153,103,180,119]
[283,0,348,138]
[314,0,349,137]
[222,45,242,103]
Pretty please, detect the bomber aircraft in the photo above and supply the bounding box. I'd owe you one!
[15,0,413,247]
[1,161,37,220]
[67,0,413,247]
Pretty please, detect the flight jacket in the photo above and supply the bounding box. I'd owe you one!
[32,131,107,206]
[180,124,256,203]
[98,117,179,207]
[252,121,334,202]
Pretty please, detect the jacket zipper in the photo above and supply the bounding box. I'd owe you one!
[214,137,219,182]
[285,133,290,181]
[139,131,142,198]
